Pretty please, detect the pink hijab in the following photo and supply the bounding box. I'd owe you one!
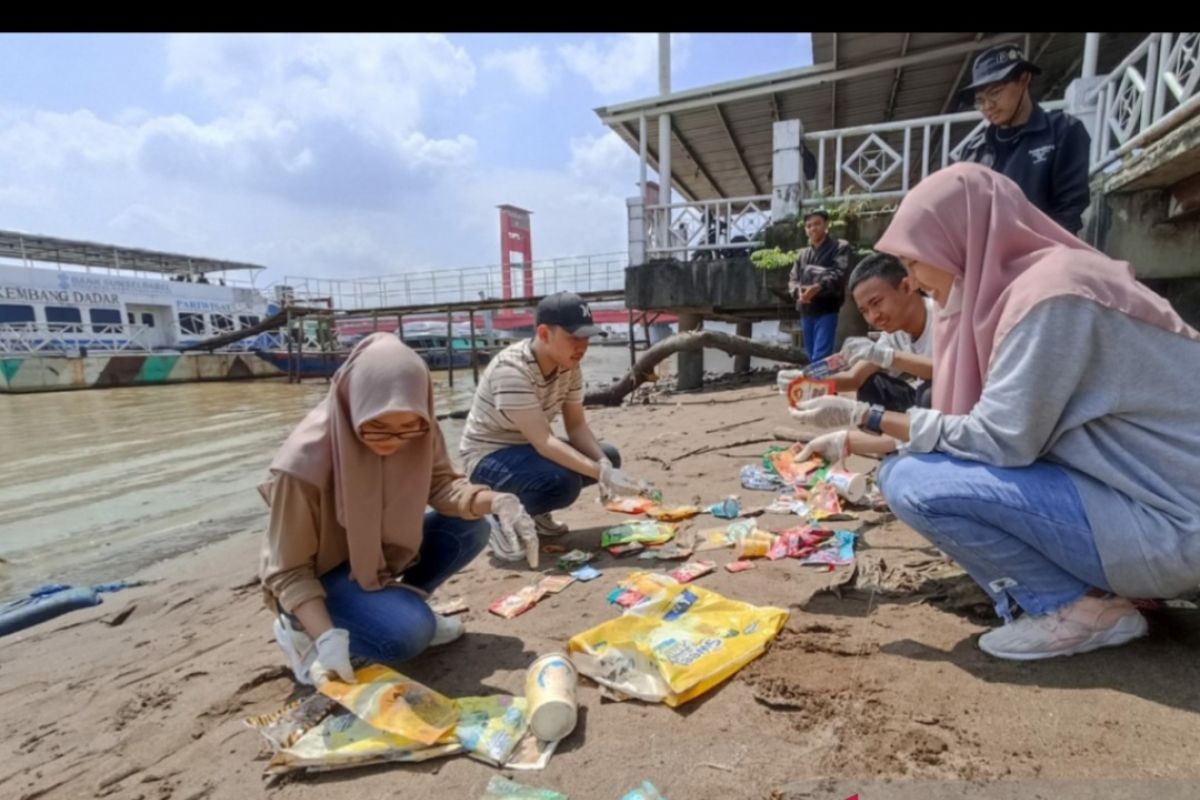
[876,162,1200,414]
[264,333,437,590]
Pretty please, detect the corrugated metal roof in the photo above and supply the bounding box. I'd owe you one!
[598,32,1148,201]
[0,229,266,274]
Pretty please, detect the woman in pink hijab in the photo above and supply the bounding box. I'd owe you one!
[259,333,537,685]
[793,162,1200,662]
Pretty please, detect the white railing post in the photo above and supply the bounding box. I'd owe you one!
[1154,33,1172,122]
[834,136,843,197]
[921,124,930,181]
[772,118,801,220]
[1143,38,1160,134]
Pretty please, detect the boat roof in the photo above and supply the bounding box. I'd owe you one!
[0,229,267,275]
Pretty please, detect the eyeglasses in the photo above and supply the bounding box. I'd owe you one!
[360,427,429,442]
[974,82,1014,110]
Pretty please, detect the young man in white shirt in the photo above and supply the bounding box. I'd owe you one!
[829,252,935,411]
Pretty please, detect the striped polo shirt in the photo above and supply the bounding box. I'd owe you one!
[459,339,583,478]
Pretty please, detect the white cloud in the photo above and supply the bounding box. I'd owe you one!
[159,34,479,178]
[483,46,554,97]
[569,130,638,192]
[0,34,641,289]
[0,108,134,170]
[558,34,691,96]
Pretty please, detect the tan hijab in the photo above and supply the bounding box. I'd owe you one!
[263,333,438,589]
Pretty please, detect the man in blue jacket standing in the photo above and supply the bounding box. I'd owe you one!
[956,45,1092,235]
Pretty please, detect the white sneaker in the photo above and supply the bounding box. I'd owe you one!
[428,610,465,647]
[978,595,1148,661]
[273,615,317,685]
[533,512,569,537]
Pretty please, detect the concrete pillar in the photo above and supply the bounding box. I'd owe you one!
[657,33,672,239]
[677,312,704,390]
[733,320,753,373]
[1082,32,1101,79]
[638,113,648,201]
[1167,278,1200,330]
[1065,76,1104,145]
[662,113,672,237]
[771,119,805,221]
[658,33,670,93]
[627,196,646,266]
[836,295,869,352]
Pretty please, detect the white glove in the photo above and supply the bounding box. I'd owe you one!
[490,493,538,566]
[841,336,895,369]
[599,461,653,501]
[789,396,870,429]
[310,628,355,684]
[794,430,850,466]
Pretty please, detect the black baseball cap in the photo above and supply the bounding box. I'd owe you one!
[961,44,1042,99]
[535,291,607,337]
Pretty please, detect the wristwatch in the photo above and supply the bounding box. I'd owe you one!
[863,404,886,435]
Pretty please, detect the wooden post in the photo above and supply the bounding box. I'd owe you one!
[627,308,636,370]
[285,308,294,383]
[323,313,333,382]
[734,320,753,373]
[295,311,305,384]
[446,310,455,387]
[469,309,480,383]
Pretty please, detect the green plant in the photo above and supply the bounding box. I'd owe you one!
[749,247,799,271]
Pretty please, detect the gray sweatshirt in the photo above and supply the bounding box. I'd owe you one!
[906,296,1200,598]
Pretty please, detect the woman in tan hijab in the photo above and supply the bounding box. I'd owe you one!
[259,333,537,684]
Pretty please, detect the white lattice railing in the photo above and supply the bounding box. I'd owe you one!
[634,33,1200,262]
[282,252,629,311]
[803,101,1067,206]
[643,195,772,260]
[1090,32,1200,173]
[0,322,156,354]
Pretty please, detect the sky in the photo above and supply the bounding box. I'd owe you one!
[0,33,813,285]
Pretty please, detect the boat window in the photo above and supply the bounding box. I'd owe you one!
[179,313,205,335]
[141,313,155,328]
[0,304,35,324]
[46,306,83,332]
[238,315,260,329]
[210,314,235,332]
[89,308,123,333]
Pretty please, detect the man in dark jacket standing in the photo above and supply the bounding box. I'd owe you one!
[788,209,852,363]
[955,44,1091,235]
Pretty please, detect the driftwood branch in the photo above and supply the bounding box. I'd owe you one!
[583,330,808,406]
[670,436,775,463]
[772,425,810,442]
[705,416,765,434]
[182,306,325,352]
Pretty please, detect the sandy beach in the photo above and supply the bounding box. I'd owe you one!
[4,381,1200,800]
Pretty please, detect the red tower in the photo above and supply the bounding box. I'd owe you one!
[498,205,533,301]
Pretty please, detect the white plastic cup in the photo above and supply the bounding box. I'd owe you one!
[526,652,578,741]
[826,470,867,503]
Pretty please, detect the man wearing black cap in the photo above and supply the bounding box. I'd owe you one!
[460,291,656,555]
[955,44,1091,235]
[788,209,852,363]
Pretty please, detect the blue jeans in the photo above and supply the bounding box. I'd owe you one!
[470,441,621,517]
[878,453,1112,622]
[801,312,839,363]
[318,511,489,663]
